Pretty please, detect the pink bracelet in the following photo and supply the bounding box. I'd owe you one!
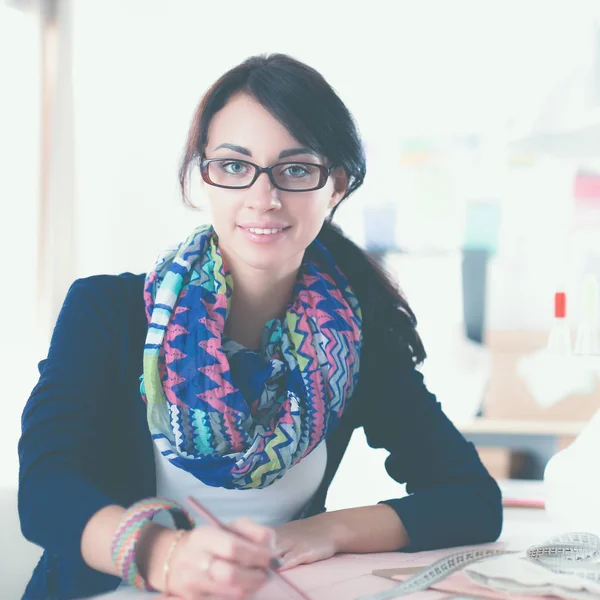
[110,498,195,590]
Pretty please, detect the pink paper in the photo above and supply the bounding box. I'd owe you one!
[254,553,435,599]
[257,544,560,600]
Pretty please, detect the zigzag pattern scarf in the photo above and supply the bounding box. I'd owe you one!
[141,224,362,489]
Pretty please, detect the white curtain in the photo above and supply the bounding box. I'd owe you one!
[37,0,77,342]
[0,2,42,486]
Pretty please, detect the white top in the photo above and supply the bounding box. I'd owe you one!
[153,440,328,527]
[153,335,329,526]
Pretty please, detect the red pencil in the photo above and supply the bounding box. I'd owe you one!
[187,495,312,600]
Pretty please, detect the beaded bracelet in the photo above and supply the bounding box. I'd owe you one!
[111,498,195,590]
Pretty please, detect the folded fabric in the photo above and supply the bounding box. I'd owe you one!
[465,553,600,600]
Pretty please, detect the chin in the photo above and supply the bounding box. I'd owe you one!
[235,241,304,272]
[239,251,288,271]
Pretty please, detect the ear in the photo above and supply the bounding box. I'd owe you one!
[328,167,348,209]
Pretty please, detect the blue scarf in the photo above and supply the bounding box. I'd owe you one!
[141,224,362,489]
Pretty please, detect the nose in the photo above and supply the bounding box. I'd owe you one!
[244,171,280,211]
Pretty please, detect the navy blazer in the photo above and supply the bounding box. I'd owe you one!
[18,273,502,600]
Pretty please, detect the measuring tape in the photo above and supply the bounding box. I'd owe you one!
[358,532,600,600]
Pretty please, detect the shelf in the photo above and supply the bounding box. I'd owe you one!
[458,418,588,437]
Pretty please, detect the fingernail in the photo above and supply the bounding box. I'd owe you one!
[270,556,284,570]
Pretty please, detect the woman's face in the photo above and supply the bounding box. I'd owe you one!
[202,93,346,273]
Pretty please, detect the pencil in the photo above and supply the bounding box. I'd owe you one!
[187,495,312,600]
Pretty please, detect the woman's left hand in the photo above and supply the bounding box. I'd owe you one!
[273,515,343,570]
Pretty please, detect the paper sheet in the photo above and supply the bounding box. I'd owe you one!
[92,553,446,600]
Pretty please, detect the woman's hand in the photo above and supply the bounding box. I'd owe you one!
[273,514,344,570]
[148,518,278,599]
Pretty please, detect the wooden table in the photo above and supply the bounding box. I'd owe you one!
[93,501,559,600]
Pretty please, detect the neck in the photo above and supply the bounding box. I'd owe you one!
[223,255,301,350]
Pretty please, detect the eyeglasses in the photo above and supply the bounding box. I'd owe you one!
[200,158,335,192]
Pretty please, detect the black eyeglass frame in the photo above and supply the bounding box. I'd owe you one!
[199,158,336,192]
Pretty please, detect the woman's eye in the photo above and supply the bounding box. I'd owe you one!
[222,161,248,174]
[284,165,309,178]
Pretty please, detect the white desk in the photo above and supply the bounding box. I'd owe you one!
[93,501,558,599]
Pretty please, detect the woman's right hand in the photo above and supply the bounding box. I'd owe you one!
[147,518,278,599]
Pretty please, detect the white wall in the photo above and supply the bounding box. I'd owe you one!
[0,7,41,488]
[0,7,44,593]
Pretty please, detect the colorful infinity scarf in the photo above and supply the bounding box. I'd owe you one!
[141,224,362,489]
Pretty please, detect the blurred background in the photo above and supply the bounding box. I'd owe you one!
[2,0,600,594]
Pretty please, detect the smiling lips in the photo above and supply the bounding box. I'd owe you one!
[247,227,284,235]
[238,223,291,243]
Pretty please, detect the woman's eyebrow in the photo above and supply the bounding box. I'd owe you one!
[213,143,318,160]
[278,147,319,159]
[214,143,251,156]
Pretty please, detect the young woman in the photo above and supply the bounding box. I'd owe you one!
[19,54,502,600]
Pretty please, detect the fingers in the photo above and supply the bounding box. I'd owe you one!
[199,524,276,569]
[229,517,275,548]
[165,522,277,599]
[171,552,269,599]
[279,545,326,571]
[229,519,284,569]
[205,555,269,595]
[278,550,302,570]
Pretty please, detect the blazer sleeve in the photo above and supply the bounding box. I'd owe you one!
[360,361,503,552]
[18,277,130,562]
